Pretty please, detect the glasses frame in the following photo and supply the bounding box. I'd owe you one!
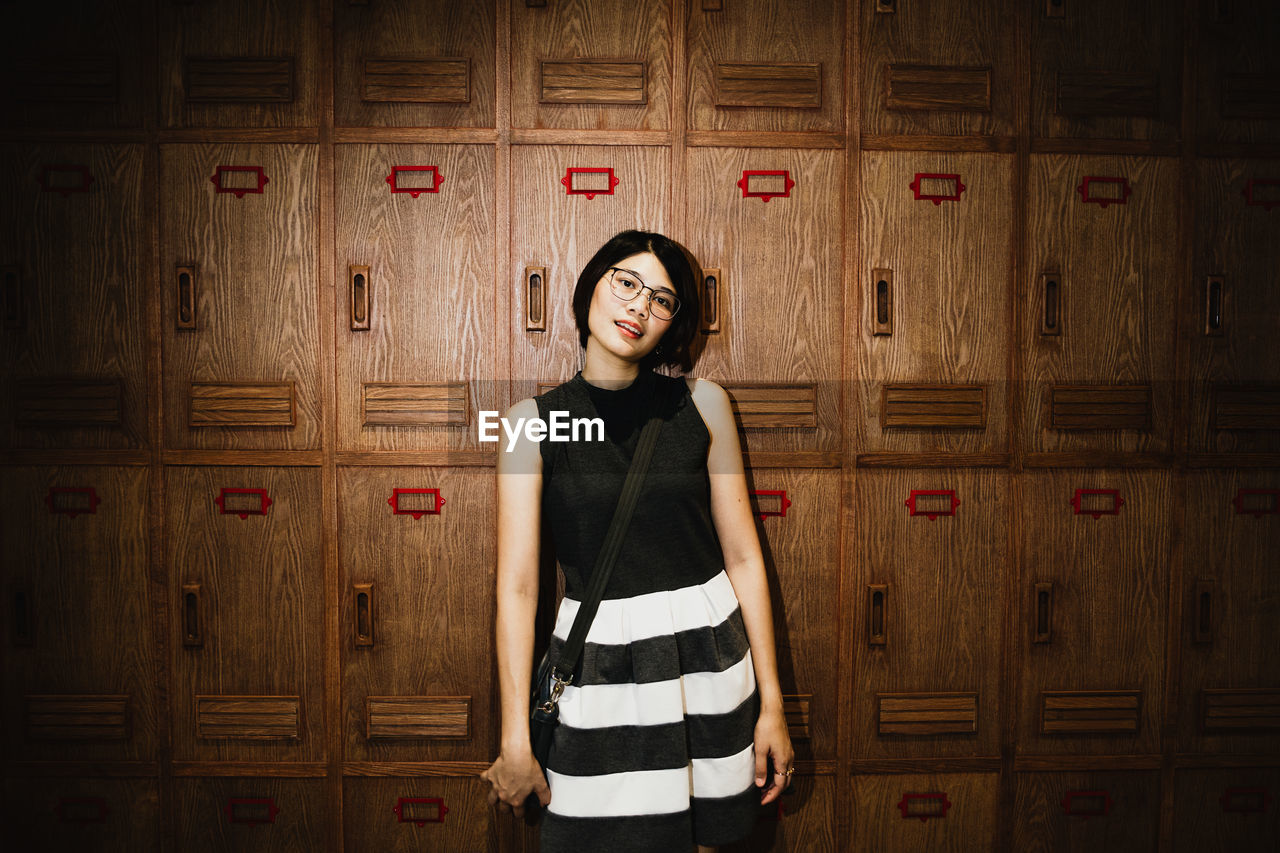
[606,267,681,320]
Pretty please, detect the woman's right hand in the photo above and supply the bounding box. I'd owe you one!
[480,748,550,819]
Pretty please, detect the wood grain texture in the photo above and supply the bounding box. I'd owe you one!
[334,0,494,128]
[686,147,841,456]
[158,0,319,128]
[541,60,647,105]
[336,143,495,452]
[1195,0,1280,146]
[1030,0,1181,142]
[862,0,1013,137]
[171,777,325,850]
[0,144,148,450]
[189,381,296,428]
[857,151,1011,455]
[161,143,319,450]
[339,467,495,764]
[689,0,843,132]
[183,58,294,104]
[166,466,324,762]
[850,772,998,852]
[1011,770,1161,853]
[511,0,671,130]
[195,695,300,739]
[342,776,499,852]
[1018,470,1169,756]
[721,773,838,851]
[853,470,1007,758]
[0,466,155,763]
[1188,159,1280,454]
[1023,154,1178,455]
[2,776,159,852]
[1171,768,1280,852]
[365,696,470,739]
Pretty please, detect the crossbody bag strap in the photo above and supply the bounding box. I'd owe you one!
[553,376,667,681]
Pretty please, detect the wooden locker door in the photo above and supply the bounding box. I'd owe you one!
[339,467,495,764]
[852,470,1007,759]
[1011,770,1162,853]
[1023,155,1179,457]
[1,467,155,763]
[333,0,496,129]
[849,772,999,853]
[1188,159,1280,455]
[511,0,672,131]
[1030,0,1181,143]
[2,776,159,853]
[0,144,149,450]
[860,0,1014,138]
[687,0,844,134]
[856,152,1012,456]
[510,144,670,399]
[1018,470,1170,757]
[1195,0,1280,149]
[160,144,319,451]
[172,777,325,853]
[335,144,497,453]
[167,466,323,763]
[1178,470,1280,754]
[343,776,500,853]
[158,0,319,129]
[1172,768,1280,853]
[722,774,839,852]
[685,147,843,457]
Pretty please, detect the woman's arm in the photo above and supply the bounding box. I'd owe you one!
[480,397,551,817]
[689,378,795,805]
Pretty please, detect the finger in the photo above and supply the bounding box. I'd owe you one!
[760,780,783,806]
[496,800,511,815]
[513,804,525,820]
[487,788,499,807]
[535,777,552,807]
[754,748,768,787]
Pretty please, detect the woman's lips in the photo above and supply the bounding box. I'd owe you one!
[615,321,642,339]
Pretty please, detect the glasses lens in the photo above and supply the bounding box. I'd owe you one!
[609,269,680,320]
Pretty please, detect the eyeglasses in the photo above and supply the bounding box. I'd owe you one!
[607,267,681,320]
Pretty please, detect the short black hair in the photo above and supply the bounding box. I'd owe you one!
[572,230,701,373]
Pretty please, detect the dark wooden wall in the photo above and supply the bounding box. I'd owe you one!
[2,0,1278,850]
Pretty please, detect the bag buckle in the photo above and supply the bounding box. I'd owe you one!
[537,668,573,713]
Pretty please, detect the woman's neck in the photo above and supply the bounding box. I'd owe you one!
[581,340,644,390]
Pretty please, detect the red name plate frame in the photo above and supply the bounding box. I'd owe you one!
[909,172,966,205]
[897,792,951,822]
[737,169,794,202]
[1061,790,1112,818]
[386,166,444,197]
[1242,178,1280,212]
[1220,787,1270,815]
[215,487,273,519]
[905,489,960,521]
[224,797,279,826]
[394,796,449,826]
[750,489,791,521]
[1071,488,1123,519]
[39,164,95,196]
[45,486,101,518]
[210,165,269,198]
[55,796,110,824]
[1076,175,1131,208]
[387,488,447,519]
[562,167,619,199]
[1231,488,1280,518]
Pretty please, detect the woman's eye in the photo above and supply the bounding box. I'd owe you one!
[655,295,673,309]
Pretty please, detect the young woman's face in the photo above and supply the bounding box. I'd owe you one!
[586,251,676,363]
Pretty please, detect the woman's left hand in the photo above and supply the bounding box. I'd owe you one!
[753,706,795,805]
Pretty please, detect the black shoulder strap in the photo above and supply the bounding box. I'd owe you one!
[553,375,666,679]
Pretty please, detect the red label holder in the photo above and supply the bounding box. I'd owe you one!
[905,489,960,521]
[1242,178,1280,211]
[1231,488,1280,518]
[39,164,95,196]
[55,797,110,824]
[897,792,950,822]
[394,796,448,825]
[1076,176,1131,208]
[388,488,446,519]
[737,170,794,202]
[46,486,101,518]
[1062,790,1112,817]
[562,167,619,199]
[386,166,444,197]
[224,797,279,825]
[211,166,269,198]
[215,487,273,519]
[909,173,965,205]
[1071,488,1123,519]
[1220,787,1270,815]
[751,489,791,521]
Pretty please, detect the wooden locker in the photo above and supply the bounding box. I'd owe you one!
[1017,470,1170,756]
[167,466,324,764]
[342,776,500,853]
[160,144,320,451]
[0,0,147,131]
[852,469,1007,759]
[1194,0,1280,149]
[1030,0,1181,143]
[1023,154,1179,457]
[857,152,1012,456]
[158,0,319,129]
[860,0,1015,138]
[850,772,999,853]
[1178,470,1280,754]
[339,467,495,764]
[172,777,326,853]
[3,775,159,853]
[333,0,496,129]
[335,143,498,453]
[1172,767,1280,853]
[510,144,671,399]
[1011,770,1162,853]
[721,772,839,852]
[0,144,149,451]
[1188,159,1280,456]
[511,0,672,131]
[685,147,843,457]
[687,0,844,134]
[1,467,156,763]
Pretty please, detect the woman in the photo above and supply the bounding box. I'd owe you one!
[480,230,794,852]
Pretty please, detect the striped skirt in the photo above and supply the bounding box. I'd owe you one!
[540,570,760,852]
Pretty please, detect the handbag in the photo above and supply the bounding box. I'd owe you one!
[524,375,667,821]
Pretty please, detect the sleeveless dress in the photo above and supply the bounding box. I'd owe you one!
[533,367,760,851]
